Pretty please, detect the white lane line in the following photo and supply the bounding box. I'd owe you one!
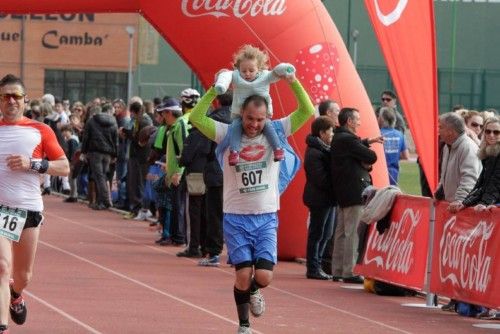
[44,211,411,333]
[38,240,264,334]
[24,290,103,334]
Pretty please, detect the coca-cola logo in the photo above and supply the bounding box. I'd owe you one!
[181,0,287,18]
[439,217,493,293]
[364,208,420,274]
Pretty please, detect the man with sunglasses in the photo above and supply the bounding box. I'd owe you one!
[380,90,406,134]
[0,74,69,333]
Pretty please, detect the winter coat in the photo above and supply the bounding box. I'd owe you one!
[462,153,500,207]
[303,135,336,208]
[81,113,118,157]
[180,126,211,174]
[330,126,377,208]
[203,106,231,187]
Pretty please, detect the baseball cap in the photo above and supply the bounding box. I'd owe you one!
[156,97,182,112]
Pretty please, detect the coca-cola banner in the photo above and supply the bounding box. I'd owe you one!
[355,195,431,291]
[364,0,439,192]
[431,202,499,309]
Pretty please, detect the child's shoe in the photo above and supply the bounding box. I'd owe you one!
[214,71,233,95]
[273,148,285,162]
[228,151,240,166]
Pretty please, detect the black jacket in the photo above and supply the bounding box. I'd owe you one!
[122,113,153,163]
[330,127,378,208]
[462,153,500,207]
[81,113,118,157]
[303,135,336,208]
[180,127,211,174]
[203,106,231,187]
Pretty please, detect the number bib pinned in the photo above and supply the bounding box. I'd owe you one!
[0,206,27,242]
[235,161,269,194]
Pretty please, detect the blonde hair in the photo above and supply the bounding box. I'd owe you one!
[478,116,500,160]
[233,44,269,71]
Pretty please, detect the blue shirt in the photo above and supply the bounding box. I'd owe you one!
[381,127,407,185]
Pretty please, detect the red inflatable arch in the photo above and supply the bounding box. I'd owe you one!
[3,0,388,259]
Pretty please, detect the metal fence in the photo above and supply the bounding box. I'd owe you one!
[357,66,500,114]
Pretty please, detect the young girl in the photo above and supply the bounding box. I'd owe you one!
[214,44,295,166]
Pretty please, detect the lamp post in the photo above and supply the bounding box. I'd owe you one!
[352,29,359,68]
[125,26,135,103]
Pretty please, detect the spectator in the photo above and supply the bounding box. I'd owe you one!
[436,112,482,312]
[60,124,80,203]
[330,108,383,283]
[463,110,484,146]
[378,107,410,185]
[198,91,232,267]
[80,104,118,210]
[121,101,153,218]
[448,116,500,213]
[303,116,336,280]
[318,99,340,126]
[379,90,406,134]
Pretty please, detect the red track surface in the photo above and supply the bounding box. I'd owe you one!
[10,195,498,333]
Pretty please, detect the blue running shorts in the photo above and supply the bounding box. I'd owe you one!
[224,212,278,266]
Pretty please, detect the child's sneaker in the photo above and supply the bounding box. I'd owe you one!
[9,295,27,325]
[228,151,240,166]
[273,148,285,162]
[214,70,232,95]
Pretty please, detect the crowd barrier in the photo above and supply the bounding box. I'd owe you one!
[354,195,499,309]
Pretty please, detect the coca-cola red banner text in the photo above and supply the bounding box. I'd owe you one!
[355,195,431,291]
[364,0,439,192]
[431,202,499,309]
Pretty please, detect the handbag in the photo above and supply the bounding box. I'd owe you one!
[186,173,206,195]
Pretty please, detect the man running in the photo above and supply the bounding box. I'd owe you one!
[190,72,314,334]
[0,74,69,333]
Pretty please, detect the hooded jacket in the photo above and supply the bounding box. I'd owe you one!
[81,113,118,157]
[303,134,336,208]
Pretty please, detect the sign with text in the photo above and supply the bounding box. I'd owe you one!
[431,202,499,309]
[355,195,431,291]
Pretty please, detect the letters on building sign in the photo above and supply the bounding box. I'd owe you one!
[0,14,95,22]
[42,30,107,49]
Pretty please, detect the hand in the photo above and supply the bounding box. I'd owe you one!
[369,135,384,144]
[474,204,488,212]
[284,72,296,83]
[171,173,182,186]
[448,201,464,213]
[79,153,87,162]
[6,155,30,171]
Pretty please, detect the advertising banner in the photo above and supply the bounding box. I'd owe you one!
[355,195,431,291]
[431,202,499,309]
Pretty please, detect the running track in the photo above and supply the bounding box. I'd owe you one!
[10,195,498,333]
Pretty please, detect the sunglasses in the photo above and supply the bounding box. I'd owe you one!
[0,92,25,101]
[484,129,500,136]
[381,97,392,102]
[470,122,483,129]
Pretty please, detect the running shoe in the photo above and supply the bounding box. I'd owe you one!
[9,295,27,325]
[198,255,220,267]
[237,325,252,334]
[249,289,265,317]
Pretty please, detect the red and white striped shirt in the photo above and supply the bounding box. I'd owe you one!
[0,117,65,212]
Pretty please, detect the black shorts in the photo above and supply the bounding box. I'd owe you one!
[24,210,44,229]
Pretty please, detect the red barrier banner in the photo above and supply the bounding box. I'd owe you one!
[355,195,431,291]
[431,202,500,309]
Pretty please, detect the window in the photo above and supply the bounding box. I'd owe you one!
[44,70,127,103]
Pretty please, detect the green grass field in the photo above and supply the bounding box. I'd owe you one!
[398,160,422,196]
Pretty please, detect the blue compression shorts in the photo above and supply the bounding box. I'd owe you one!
[224,212,278,266]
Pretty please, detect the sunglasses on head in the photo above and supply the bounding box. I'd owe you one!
[0,92,25,102]
[381,97,392,102]
[484,129,500,136]
[470,122,483,129]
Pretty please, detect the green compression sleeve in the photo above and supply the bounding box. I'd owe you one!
[289,80,315,134]
[189,87,217,141]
